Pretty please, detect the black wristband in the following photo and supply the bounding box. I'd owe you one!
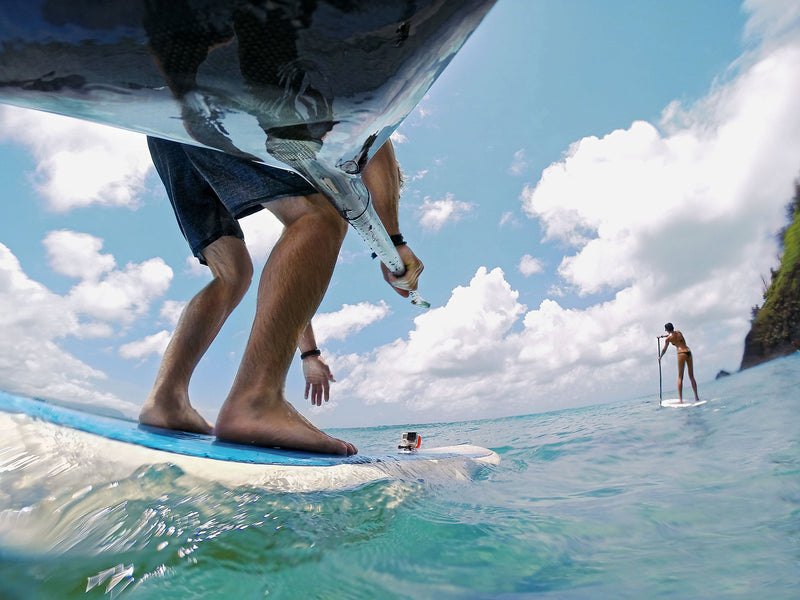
[300,349,321,360]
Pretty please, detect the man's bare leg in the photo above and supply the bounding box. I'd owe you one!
[215,193,356,454]
[140,236,253,434]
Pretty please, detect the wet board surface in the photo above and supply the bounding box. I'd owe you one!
[0,0,496,169]
[0,391,497,474]
[0,1,497,271]
[660,399,708,408]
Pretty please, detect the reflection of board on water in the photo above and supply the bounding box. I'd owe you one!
[660,398,708,408]
[0,0,497,280]
[0,392,498,492]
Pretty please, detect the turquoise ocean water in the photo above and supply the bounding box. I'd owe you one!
[1,354,798,599]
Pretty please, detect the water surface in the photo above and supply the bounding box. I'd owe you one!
[1,355,798,599]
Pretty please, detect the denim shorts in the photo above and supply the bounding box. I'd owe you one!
[147,137,318,264]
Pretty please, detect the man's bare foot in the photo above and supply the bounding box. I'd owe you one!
[139,391,214,435]
[215,394,357,455]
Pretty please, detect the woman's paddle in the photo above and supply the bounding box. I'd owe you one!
[657,336,663,403]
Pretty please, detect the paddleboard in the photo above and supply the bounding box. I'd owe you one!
[0,391,498,491]
[660,398,707,408]
[0,1,497,274]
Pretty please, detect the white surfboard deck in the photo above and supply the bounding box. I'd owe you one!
[0,391,498,491]
[660,398,707,408]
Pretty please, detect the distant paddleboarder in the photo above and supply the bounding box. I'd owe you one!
[658,323,700,404]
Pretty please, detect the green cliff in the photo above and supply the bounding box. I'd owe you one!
[740,180,800,369]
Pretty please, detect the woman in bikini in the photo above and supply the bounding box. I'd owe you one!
[658,322,700,403]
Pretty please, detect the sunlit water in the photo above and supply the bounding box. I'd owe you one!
[1,354,798,599]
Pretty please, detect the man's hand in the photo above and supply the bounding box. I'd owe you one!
[381,244,424,298]
[303,355,336,406]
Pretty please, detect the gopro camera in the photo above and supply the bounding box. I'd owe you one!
[398,431,422,451]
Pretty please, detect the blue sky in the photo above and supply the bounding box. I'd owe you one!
[1,0,799,429]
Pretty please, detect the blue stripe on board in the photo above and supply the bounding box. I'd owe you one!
[0,391,428,466]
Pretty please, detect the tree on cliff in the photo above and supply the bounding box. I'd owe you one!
[740,179,800,369]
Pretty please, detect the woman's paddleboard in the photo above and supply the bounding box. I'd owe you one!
[660,398,707,408]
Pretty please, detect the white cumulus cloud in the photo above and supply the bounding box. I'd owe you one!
[0,231,172,411]
[67,257,173,324]
[159,300,186,327]
[0,243,135,414]
[43,229,116,280]
[337,268,527,415]
[119,330,172,360]
[239,210,285,262]
[312,301,390,345]
[518,254,544,276]
[521,37,800,299]
[417,193,473,232]
[0,106,152,212]
[390,131,409,144]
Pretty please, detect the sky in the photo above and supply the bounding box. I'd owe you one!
[1,0,799,429]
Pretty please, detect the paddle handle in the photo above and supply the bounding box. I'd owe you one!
[279,154,430,309]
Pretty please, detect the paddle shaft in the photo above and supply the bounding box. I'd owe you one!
[269,146,431,308]
[657,337,663,401]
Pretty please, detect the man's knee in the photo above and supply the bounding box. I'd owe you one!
[203,236,254,300]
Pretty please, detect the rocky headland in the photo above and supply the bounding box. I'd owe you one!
[740,181,800,370]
